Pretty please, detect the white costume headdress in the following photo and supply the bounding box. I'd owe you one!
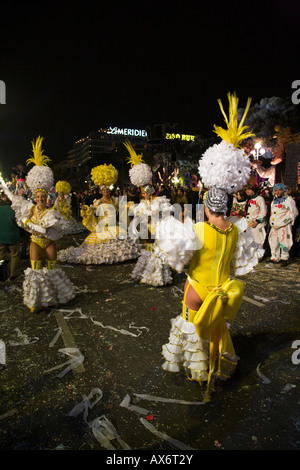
[124,139,153,188]
[199,92,254,213]
[26,136,54,194]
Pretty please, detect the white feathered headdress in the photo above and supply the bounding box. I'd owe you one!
[26,136,54,194]
[124,139,153,187]
[199,92,254,194]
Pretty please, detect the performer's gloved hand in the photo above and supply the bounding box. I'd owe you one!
[27,221,46,235]
[0,175,14,201]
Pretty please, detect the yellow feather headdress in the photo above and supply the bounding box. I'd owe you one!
[213,92,255,147]
[26,135,51,167]
[123,139,144,167]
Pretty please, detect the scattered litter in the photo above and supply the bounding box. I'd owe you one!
[140,417,195,450]
[90,416,131,450]
[119,394,151,415]
[44,347,84,378]
[134,393,206,405]
[0,340,5,364]
[9,328,39,346]
[256,364,271,384]
[69,388,131,450]
[55,307,89,319]
[49,328,62,348]
[91,318,149,337]
[0,409,17,421]
[243,296,264,307]
[69,387,103,421]
[281,383,296,393]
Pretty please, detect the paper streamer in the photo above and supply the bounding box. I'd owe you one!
[256,364,271,384]
[89,416,131,451]
[90,318,149,337]
[9,328,39,346]
[49,328,62,348]
[140,418,195,450]
[68,388,131,450]
[119,394,151,415]
[134,393,207,405]
[0,340,5,364]
[55,307,89,319]
[69,387,103,422]
[44,347,84,378]
[0,409,17,421]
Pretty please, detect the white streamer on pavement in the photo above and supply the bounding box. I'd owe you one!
[9,328,39,346]
[140,418,195,450]
[49,327,62,348]
[69,387,103,422]
[119,394,151,415]
[134,393,207,405]
[90,318,149,337]
[44,347,84,378]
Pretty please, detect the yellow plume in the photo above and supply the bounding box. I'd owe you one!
[213,92,255,147]
[26,136,51,167]
[123,139,144,167]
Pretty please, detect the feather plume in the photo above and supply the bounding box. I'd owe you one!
[213,92,255,147]
[123,139,144,167]
[26,136,51,167]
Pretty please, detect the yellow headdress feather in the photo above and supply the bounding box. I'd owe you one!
[26,135,51,167]
[123,139,144,167]
[213,92,255,147]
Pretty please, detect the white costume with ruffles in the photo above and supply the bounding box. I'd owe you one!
[3,189,75,309]
[129,196,174,286]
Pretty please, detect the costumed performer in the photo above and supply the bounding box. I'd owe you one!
[268,183,298,266]
[124,140,174,286]
[57,164,140,265]
[245,183,268,254]
[53,180,84,234]
[156,92,263,401]
[0,136,75,313]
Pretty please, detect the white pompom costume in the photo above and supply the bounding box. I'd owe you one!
[124,140,174,286]
[0,136,75,312]
[156,92,263,401]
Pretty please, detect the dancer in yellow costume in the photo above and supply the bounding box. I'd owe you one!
[57,164,140,264]
[54,180,84,234]
[158,92,263,401]
[0,136,74,312]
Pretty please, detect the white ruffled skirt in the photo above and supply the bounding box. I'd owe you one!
[131,248,173,286]
[57,238,141,265]
[23,267,75,309]
[162,315,209,382]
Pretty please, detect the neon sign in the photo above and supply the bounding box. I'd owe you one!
[165,133,195,142]
[107,127,147,137]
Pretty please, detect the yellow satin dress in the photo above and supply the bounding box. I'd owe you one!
[184,221,244,400]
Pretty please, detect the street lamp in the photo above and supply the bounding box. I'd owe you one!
[251,142,266,160]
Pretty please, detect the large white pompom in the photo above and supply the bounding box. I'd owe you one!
[26,165,54,193]
[129,163,152,187]
[198,140,251,194]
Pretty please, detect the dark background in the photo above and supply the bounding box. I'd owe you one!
[0,0,300,177]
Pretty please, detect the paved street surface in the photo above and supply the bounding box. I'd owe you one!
[0,232,299,451]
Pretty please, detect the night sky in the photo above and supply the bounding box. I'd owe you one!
[0,0,299,178]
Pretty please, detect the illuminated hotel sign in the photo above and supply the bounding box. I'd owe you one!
[107,126,147,137]
[165,133,195,142]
